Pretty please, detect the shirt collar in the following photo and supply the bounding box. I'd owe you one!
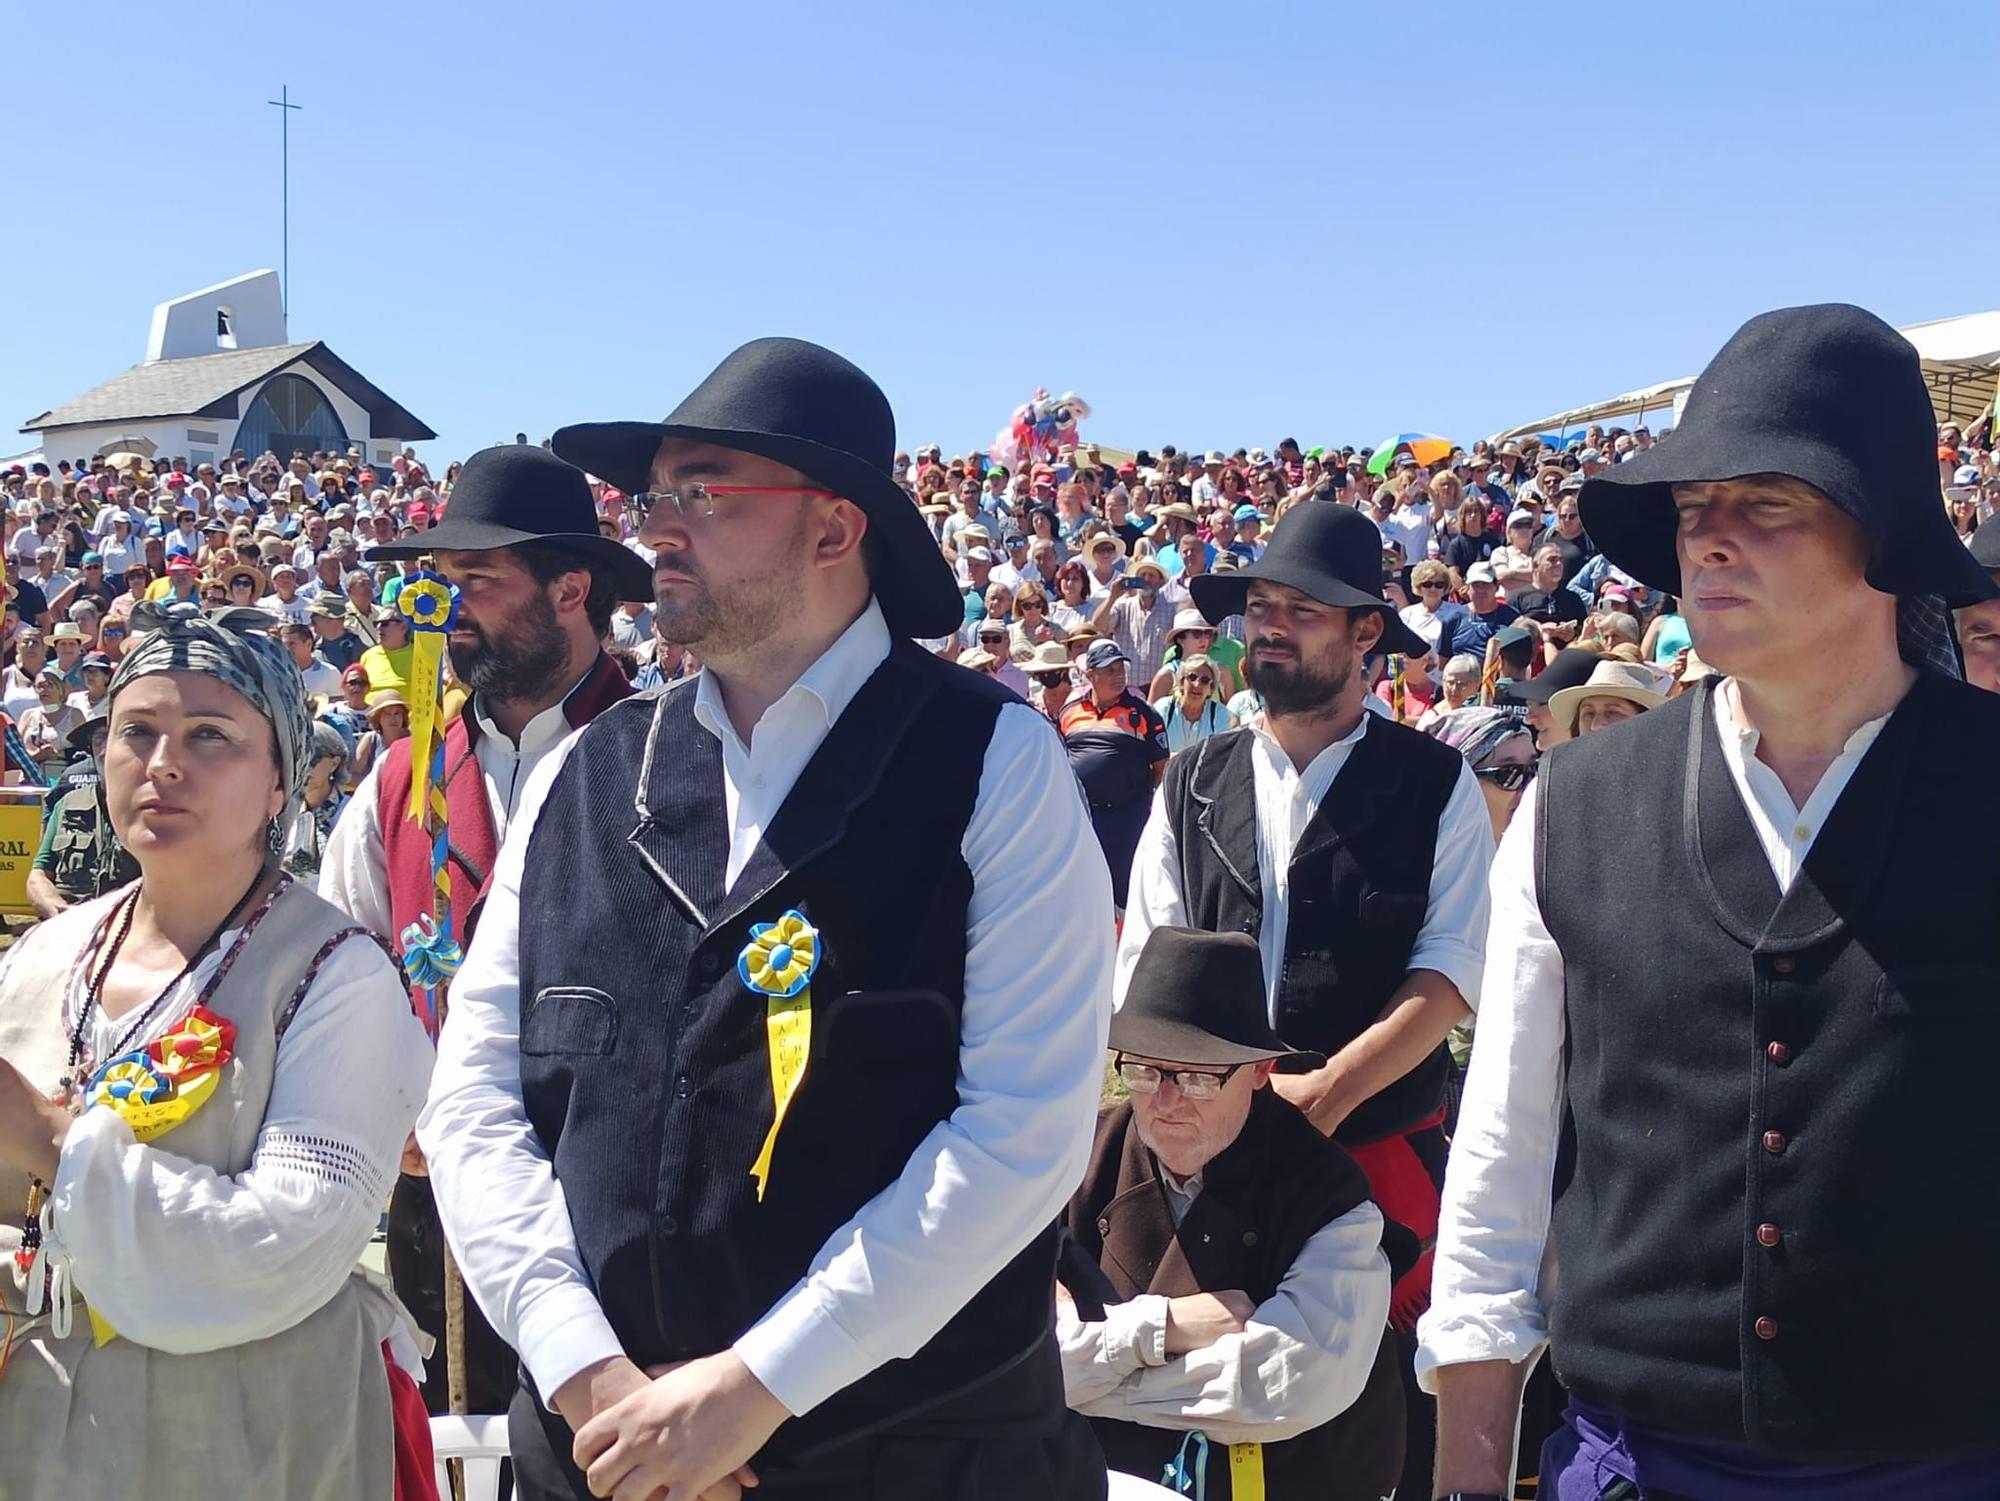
[1716,675,1891,762]
[473,662,599,757]
[693,596,891,751]
[1250,704,1371,779]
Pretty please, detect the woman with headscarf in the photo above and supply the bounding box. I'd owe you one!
[0,600,432,1499]
[1425,705,1538,841]
[284,721,352,882]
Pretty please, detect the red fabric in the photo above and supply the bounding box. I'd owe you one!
[1344,1106,1447,1334]
[385,1341,441,1501]
[378,651,634,1026]
[378,713,499,1020]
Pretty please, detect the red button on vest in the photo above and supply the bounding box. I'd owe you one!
[1755,1315,1779,1340]
[1756,1223,1782,1248]
[1772,955,1797,975]
[1762,1130,1788,1154]
[1767,1040,1792,1064]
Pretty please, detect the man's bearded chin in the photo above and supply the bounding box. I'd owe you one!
[1243,637,1353,717]
[448,607,569,701]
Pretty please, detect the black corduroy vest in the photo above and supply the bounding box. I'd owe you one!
[1066,1090,1407,1501]
[517,642,1062,1463]
[1537,674,2000,1462]
[1163,719,1464,1144]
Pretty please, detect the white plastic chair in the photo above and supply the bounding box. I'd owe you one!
[429,1413,510,1501]
[1107,1472,1184,1499]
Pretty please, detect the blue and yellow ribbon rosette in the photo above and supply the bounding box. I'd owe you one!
[395,572,462,823]
[738,910,820,1201]
[85,1004,237,1142]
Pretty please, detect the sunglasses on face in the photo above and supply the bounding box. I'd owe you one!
[1183,674,1214,687]
[1474,762,1536,793]
[1115,1057,1243,1101]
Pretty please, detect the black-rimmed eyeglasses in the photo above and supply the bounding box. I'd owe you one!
[1115,1056,1244,1100]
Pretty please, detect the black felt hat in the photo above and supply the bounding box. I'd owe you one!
[1580,304,1997,609]
[366,445,653,601]
[1109,928,1324,1073]
[550,338,963,637]
[1188,500,1429,656]
[1497,645,1602,705]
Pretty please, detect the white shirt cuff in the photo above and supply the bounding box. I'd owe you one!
[1105,1293,1170,1369]
[733,1279,867,1418]
[516,1283,628,1409]
[1412,1303,1548,1395]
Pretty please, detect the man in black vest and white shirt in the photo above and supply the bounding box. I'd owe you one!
[419,339,1115,1500]
[1117,500,1497,1501]
[1422,304,2000,1501]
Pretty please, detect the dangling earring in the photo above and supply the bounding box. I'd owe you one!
[265,815,285,859]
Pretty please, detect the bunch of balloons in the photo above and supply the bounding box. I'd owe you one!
[989,388,1093,471]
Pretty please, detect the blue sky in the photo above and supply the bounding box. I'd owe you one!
[5,0,1996,468]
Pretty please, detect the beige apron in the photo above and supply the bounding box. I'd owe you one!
[0,880,406,1500]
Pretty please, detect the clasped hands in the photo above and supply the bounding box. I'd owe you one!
[557,1348,789,1501]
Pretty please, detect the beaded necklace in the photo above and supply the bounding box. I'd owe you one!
[16,870,278,1275]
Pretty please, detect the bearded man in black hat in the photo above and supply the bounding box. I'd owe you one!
[420,339,1114,1501]
[319,443,648,1417]
[1424,304,2000,1501]
[1061,926,1411,1501]
[1118,499,1498,1501]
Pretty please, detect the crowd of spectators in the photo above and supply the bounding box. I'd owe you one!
[9,411,1997,916]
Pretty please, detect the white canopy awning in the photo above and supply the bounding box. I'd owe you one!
[1492,311,2000,443]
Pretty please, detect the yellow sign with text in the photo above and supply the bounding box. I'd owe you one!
[0,790,45,915]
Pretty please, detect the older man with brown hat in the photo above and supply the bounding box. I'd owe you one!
[1061,926,1410,1501]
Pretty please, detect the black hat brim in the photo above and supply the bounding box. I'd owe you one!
[1189,570,1431,658]
[367,519,655,604]
[1108,1009,1325,1074]
[1581,429,1997,608]
[552,419,964,638]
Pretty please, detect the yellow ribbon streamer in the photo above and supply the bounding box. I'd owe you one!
[403,629,445,822]
[748,990,811,1202]
[1228,1442,1266,1500]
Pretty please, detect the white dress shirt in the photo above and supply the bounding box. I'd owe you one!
[1117,714,1494,1022]
[1058,1192,1390,1444]
[417,598,1117,1417]
[1415,679,1895,1389]
[317,671,594,938]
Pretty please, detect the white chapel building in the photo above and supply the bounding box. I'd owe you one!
[19,270,433,470]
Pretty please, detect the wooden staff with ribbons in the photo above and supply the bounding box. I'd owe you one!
[391,572,472,1495]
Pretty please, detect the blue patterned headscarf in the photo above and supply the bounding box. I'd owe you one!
[109,601,314,828]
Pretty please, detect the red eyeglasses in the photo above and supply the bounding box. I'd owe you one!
[630,483,837,523]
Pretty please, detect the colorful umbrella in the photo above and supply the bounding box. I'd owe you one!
[1366,433,1454,478]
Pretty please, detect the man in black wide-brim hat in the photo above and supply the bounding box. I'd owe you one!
[1116,498,1499,1501]
[419,338,1115,1500]
[1424,304,2000,1501]
[320,443,645,1419]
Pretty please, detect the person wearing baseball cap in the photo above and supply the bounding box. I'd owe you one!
[1427,305,2000,1500]
[1118,499,1498,1501]
[1058,637,1170,911]
[423,340,1114,1500]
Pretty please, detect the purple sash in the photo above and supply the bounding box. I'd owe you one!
[1543,1401,2000,1501]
